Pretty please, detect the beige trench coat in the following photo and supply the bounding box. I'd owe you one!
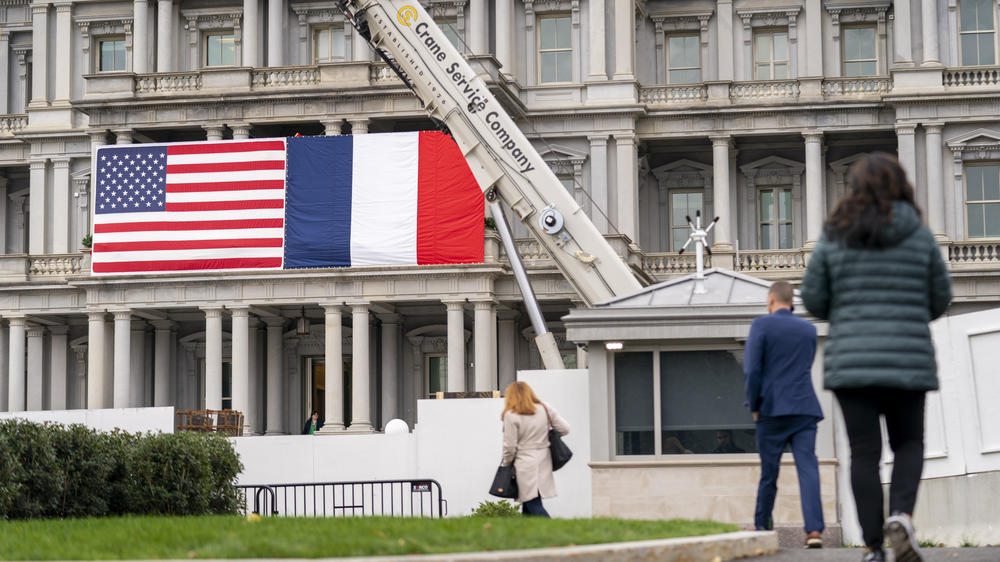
[500,402,570,503]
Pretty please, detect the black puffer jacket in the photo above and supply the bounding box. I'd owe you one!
[801,201,952,390]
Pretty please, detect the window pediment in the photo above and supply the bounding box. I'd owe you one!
[649,9,713,34]
[736,6,801,29]
[741,155,804,185]
[540,145,587,176]
[651,158,712,188]
[181,8,243,31]
[948,129,1000,161]
[292,3,345,24]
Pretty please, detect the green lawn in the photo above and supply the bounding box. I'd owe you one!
[0,515,738,559]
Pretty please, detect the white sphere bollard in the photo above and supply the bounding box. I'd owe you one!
[384,418,409,436]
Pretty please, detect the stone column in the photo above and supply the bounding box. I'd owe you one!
[350,118,369,134]
[349,303,373,431]
[588,136,609,233]
[473,301,496,391]
[87,311,107,409]
[445,300,466,392]
[247,317,261,434]
[54,3,72,105]
[231,124,252,140]
[353,22,369,62]
[230,307,250,431]
[896,124,917,189]
[0,176,8,253]
[710,135,733,249]
[320,305,344,432]
[29,5,48,107]
[0,30,9,114]
[157,0,174,72]
[7,317,25,411]
[469,0,486,54]
[322,120,343,136]
[114,129,133,145]
[613,0,634,79]
[129,321,146,406]
[716,0,733,80]
[203,307,223,411]
[152,320,172,407]
[73,175,89,253]
[72,347,86,409]
[49,326,69,410]
[496,0,513,75]
[15,48,29,112]
[614,133,638,241]
[243,0,259,67]
[379,313,400,427]
[29,159,47,255]
[893,0,913,66]
[265,317,284,434]
[586,0,606,80]
[925,123,946,239]
[805,0,822,77]
[89,131,107,228]
[133,0,149,73]
[9,193,26,254]
[112,310,131,408]
[804,131,824,246]
[497,310,518,392]
[204,125,224,141]
[52,158,71,254]
[921,0,940,66]
[268,0,284,66]
[25,325,43,411]
[0,323,8,410]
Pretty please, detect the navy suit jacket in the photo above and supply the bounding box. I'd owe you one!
[744,308,824,419]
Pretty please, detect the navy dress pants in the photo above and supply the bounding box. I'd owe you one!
[754,415,824,533]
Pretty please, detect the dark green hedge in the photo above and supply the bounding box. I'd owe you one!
[0,419,243,519]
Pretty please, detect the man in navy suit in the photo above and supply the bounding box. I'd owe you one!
[745,281,825,548]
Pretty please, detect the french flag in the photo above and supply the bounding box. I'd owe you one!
[284,131,484,268]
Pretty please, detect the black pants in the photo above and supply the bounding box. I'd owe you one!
[836,388,926,549]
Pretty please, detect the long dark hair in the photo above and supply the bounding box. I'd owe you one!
[824,152,922,248]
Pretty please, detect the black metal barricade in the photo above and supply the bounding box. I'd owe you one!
[237,479,447,518]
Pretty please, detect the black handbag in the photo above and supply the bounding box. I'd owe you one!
[489,464,518,498]
[543,405,572,471]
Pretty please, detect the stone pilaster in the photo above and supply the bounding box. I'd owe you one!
[87,311,107,409]
[230,307,250,432]
[203,307,223,411]
[348,303,373,432]
[445,300,466,392]
[710,135,734,250]
[134,0,149,73]
[803,131,824,247]
[29,5,49,107]
[268,0,284,66]
[319,305,345,432]
[112,310,132,408]
[243,0,259,67]
[157,0,174,72]
[25,325,44,411]
[472,301,496,391]
[925,123,946,240]
[53,3,73,105]
[379,313,401,427]
[7,317,25,411]
[264,317,285,434]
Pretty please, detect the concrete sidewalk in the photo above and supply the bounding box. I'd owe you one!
[753,546,1000,561]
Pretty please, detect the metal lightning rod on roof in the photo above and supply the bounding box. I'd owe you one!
[677,210,720,295]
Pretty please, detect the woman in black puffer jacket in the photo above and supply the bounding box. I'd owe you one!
[801,152,951,562]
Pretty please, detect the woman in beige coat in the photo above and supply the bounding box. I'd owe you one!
[500,381,570,517]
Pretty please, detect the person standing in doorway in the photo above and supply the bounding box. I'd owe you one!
[744,280,825,548]
[801,152,951,562]
[302,411,324,435]
[500,381,570,517]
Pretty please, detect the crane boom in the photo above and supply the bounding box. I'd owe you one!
[340,0,642,306]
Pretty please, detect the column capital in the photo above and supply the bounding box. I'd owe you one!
[6,315,27,326]
[229,306,250,317]
[203,125,224,140]
[113,129,133,144]
[29,159,48,170]
[89,130,108,145]
[32,5,49,15]
[322,120,344,136]
[26,324,46,337]
[111,309,132,320]
[86,310,107,322]
[802,130,824,144]
[230,124,252,139]
[471,299,496,311]
[52,157,71,169]
[350,302,370,314]
[710,134,733,147]
[612,132,636,142]
[895,123,918,135]
[588,135,609,146]
[443,300,466,311]
[924,122,945,134]
[199,306,224,318]
[349,118,370,134]
[376,312,402,324]
[322,303,345,314]
[54,3,73,14]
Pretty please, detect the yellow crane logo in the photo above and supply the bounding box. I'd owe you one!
[397,6,418,26]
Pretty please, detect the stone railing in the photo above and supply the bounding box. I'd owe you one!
[735,249,807,272]
[641,252,707,275]
[949,241,1000,265]
[515,238,551,263]
[822,76,893,97]
[943,67,1000,87]
[730,80,800,101]
[0,114,27,134]
[135,72,203,94]
[28,254,84,276]
[639,85,708,105]
[252,67,321,88]
[370,63,404,83]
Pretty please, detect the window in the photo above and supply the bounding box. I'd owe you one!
[98,38,127,72]
[754,29,789,80]
[966,163,1000,238]
[205,32,236,67]
[759,188,793,249]
[426,354,447,396]
[842,26,877,76]
[538,15,572,83]
[614,350,756,457]
[437,19,461,49]
[313,26,346,63]
[222,362,232,410]
[960,0,997,66]
[669,191,703,251]
[666,34,700,84]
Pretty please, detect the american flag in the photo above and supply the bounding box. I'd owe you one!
[92,140,286,274]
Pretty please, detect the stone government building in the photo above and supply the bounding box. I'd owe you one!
[1,0,1000,535]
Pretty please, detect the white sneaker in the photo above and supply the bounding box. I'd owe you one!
[884,513,923,562]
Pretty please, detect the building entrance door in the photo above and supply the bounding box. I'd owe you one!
[310,359,352,426]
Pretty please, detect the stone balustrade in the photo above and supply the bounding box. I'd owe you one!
[735,249,807,273]
[252,67,321,88]
[514,238,551,263]
[949,241,1000,266]
[27,254,84,277]
[639,85,708,105]
[135,72,203,94]
[0,114,27,135]
[369,63,405,83]
[729,80,801,101]
[943,67,1000,88]
[822,77,893,97]
[642,252,706,275]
